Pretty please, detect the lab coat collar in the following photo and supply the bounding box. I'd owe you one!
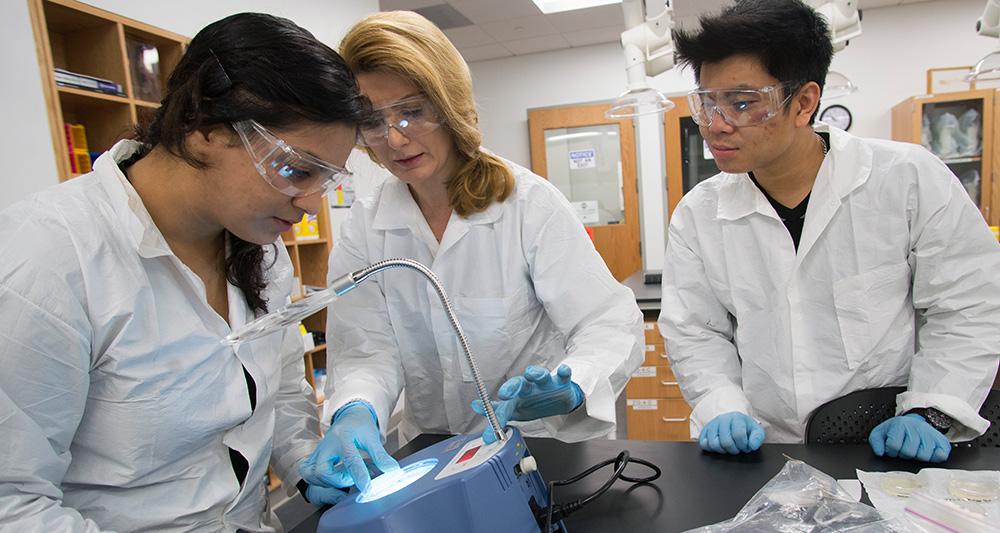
[715,123,873,224]
[371,175,505,231]
[94,140,174,259]
[716,173,776,221]
[793,123,873,262]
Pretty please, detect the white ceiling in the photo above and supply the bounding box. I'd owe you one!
[378,0,937,62]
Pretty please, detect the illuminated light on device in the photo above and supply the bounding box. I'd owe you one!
[356,459,438,504]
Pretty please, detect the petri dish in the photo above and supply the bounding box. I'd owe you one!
[356,458,438,503]
[948,478,1000,502]
[881,473,926,498]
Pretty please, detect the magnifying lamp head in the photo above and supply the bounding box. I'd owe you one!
[606,86,674,119]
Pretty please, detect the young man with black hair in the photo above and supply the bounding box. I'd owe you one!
[658,0,1000,462]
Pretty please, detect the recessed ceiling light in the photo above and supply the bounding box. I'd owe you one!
[531,0,621,15]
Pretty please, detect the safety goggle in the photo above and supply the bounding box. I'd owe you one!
[357,95,444,147]
[687,83,798,128]
[233,119,352,198]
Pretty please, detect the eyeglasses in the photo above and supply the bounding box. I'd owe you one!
[687,83,799,128]
[357,96,444,147]
[233,120,352,197]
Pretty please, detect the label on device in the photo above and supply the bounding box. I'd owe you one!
[434,430,512,481]
[457,446,481,464]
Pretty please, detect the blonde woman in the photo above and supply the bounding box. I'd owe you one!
[297,11,643,499]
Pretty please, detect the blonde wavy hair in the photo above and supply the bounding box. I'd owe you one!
[340,11,514,217]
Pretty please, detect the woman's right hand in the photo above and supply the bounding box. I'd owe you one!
[298,401,400,498]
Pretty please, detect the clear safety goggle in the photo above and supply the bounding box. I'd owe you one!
[233,119,352,198]
[357,95,444,147]
[687,83,798,128]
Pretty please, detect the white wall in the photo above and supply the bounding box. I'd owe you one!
[0,0,380,211]
[469,0,997,167]
[0,0,59,210]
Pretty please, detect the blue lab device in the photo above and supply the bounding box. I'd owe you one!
[316,427,566,533]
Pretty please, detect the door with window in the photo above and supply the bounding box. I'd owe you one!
[528,102,640,281]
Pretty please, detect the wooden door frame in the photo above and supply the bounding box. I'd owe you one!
[662,96,692,218]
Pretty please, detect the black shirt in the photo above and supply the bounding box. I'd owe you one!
[748,132,829,251]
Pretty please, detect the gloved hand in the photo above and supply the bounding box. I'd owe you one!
[298,401,400,498]
[471,364,584,445]
[303,484,350,507]
[868,413,951,463]
[699,412,765,455]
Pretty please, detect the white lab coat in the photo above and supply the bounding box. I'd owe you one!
[0,141,321,532]
[323,158,643,444]
[659,124,1000,443]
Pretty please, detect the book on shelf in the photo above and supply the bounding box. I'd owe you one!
[54,68,125,97]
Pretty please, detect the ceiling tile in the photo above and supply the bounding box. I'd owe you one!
[546,4,623,33]
[445,25,497,47]
[481,15,559,41]
[503,34,571,55]
[563,25,622,47]
[379,0,442,11]
[414,3,474,29]
[459,42,514,62]
[449,0,543,24]
[857,0,901,7]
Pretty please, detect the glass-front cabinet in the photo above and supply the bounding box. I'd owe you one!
[892,89,996,226]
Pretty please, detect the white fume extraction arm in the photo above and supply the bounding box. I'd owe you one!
[969,0,1000,81]
[607,0,675,118]
[807,0,862,98]
[807,0,862,52]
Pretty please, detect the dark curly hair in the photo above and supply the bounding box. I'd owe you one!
[135,13,367,314]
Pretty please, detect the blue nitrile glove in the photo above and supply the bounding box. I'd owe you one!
[471,364,585,445]
[303,484,350,507]
[869,413,951,463]
[298,401,400,499]
[699,412,765,455]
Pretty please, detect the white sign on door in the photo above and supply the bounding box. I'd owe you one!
[568,149,596,169]
[571,200,599,224]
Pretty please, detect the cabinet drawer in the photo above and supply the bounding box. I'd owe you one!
[626,398,693,441]
[643,321,663,346]
[625,365,682,398]
[642,343,669,367]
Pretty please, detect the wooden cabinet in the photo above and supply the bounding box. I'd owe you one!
[624,316,693,441]
[28,0,188,182]
[892,89,997,226]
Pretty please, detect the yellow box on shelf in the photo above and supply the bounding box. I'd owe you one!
[68,124,88,151]
[991,226,999,241]
[293,214,319,241]
[73,150,92,174]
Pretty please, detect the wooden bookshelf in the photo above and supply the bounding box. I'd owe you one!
[281,199,335,397]
[29,0,188,181]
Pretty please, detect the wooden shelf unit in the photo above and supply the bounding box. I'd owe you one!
[281,200,335,398]
[29,0,188,181]
[892,89,997,226]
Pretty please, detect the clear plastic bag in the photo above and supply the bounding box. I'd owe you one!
[685,459,909,532]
